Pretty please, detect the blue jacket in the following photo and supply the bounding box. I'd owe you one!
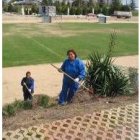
[21,77,34,93]
[61,58,86,83]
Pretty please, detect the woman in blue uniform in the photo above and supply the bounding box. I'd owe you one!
[58,49,86,105]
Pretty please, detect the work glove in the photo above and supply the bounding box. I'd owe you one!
[74,78,79,83]
[58,68,63,73]
[28,89,32,93]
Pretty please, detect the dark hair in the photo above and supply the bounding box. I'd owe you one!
[26,71,31,76]
[67,49,77,58]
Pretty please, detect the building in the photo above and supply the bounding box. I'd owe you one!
[12,0,41,15]
[96,0,112,5]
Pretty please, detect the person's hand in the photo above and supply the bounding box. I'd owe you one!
[58,68,63,73]
[74,78,79,83]
[28,89,31,93]
[23,82,26,86]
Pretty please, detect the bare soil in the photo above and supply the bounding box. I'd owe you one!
[3,91,138,131]
[3,14,138,24]
[3,55,138,106]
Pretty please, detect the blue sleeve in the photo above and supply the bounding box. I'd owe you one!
[61,60,67,72]
[30,79,34,90]
[78,60,86,80]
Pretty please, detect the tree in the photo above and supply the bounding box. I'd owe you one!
[130,0,135,10]
[42,0,49,5]
[82,6,88,15]
[94,3,101,14]
[8,3,14,12]
[72,0,82,7]
[8,0,16,4]
[70,7,76,15]
[61,4,68,15]
[48,0,53,6]
[88,0,94,7]
[75,7,82,15]
[3,0,9,12]
[31,4,39,14]
[111,0,122,11]
[121,5,131,11]
[102,4,110,15]
[54,1,61,14]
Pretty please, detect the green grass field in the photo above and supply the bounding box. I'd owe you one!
[3,23,138,67]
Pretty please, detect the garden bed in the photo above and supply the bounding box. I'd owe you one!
[3,92,138,131]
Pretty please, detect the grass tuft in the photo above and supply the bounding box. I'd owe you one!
[38,95,50,108]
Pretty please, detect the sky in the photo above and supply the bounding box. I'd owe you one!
[122,0,138,7]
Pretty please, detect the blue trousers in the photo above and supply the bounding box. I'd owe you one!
[59,81,78,104]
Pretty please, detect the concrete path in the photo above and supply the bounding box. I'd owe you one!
[3,14,138,24]
[3,55,138,105]
[3,103,139,140]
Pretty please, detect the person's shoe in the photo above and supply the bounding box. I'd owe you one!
[58,102,67,106]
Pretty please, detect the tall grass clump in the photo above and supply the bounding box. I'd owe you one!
[38,95,50,108]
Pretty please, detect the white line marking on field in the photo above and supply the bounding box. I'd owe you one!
[23,34,63,59]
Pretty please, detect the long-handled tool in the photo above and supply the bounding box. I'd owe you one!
[50,63,94,94]
[23,82,33,97]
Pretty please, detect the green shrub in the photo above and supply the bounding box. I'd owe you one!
[86,53,130,97]
[108,66,130,96]
[11,99,32,110]
[2,95,52,117]
[22,101,33,110]
[70,7,76,15]
[3,104,15,116]
[38,95,50,108]
[86,31,130,97]
[128,67,138,93]
[3,100,33,117]
[132,10,138,16]
[121,5,131,11]
[12,99,24,110]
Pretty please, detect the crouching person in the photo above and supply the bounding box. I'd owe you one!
[21,71,34,101]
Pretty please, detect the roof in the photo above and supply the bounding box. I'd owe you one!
[12,0,42,5]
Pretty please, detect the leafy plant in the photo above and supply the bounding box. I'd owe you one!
[128,67,138,93]
[2,99,33,117]
[22,101,33,110]
[86,31,130,97]
[12,99,24,110]
[108,67,130,96]
[38,95,50,108]
[3,104,15,116]
[11,99,32,110]
[132,10,138,16]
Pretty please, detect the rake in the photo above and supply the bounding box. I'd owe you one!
[50,63,94,95]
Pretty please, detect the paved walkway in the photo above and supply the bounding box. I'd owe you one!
[3,14,138,24]
[3,55,138,105]
[3,103,138,140]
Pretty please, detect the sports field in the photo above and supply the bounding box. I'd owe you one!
[3,23,138,67]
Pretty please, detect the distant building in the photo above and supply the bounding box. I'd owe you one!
[96,0,112,5]
[13,0,114,5]
[12,0,42,15]
[12,0,41,5]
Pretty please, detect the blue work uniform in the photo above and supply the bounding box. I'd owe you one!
[21,77,34,101]
[59,58,86,104]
